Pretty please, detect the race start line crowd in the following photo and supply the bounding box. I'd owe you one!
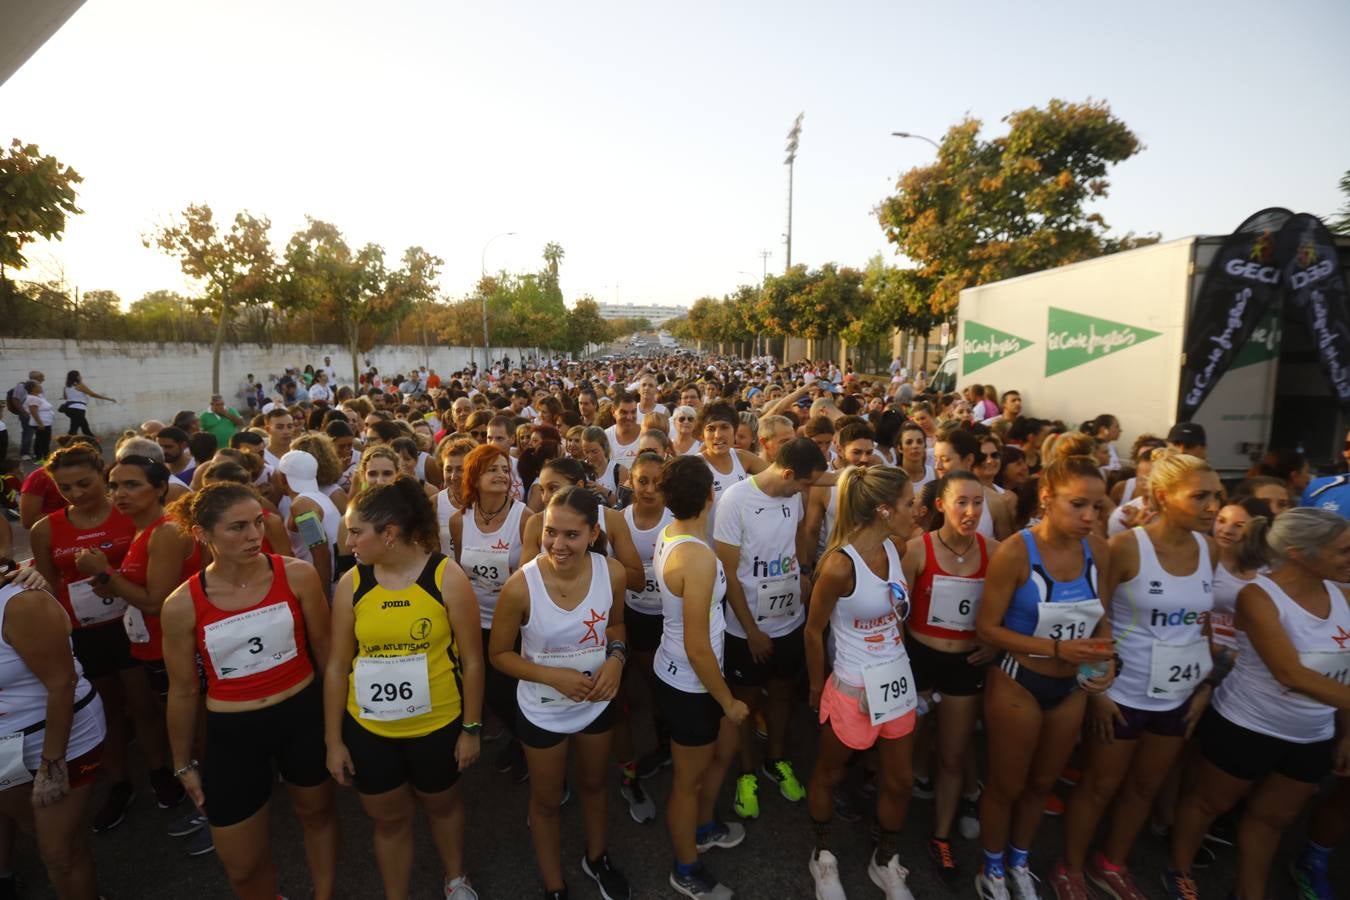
[1,349,1348,900]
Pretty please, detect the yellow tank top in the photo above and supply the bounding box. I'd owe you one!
[346,554,462,738]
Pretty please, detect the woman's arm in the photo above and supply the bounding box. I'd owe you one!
[604,509,645,593]
[520,514,543,563]
[448,512,464,566]
[587,557,629,702]
[160,586,203,805]
[264,514,294,558]
[322,571,358,785]
[488,571,593,698]
[1238,584,1350,708]
[4,591,78,797]
[141,526,194,614]
[440,558,483,770]
[675,544,744,719]
[805,550,849,710]
[29,518,58,593]
[76,382,115,402]
[286,558,331,671]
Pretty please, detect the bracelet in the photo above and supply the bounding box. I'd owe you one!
[606,639,628,664]
[174,759,200,779]
[461,721,483,736]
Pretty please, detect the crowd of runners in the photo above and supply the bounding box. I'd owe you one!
[0,349,1348,900]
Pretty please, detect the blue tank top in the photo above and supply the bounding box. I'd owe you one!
[1005,529,1099,636]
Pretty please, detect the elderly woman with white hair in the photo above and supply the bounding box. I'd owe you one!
[669,405,701,456]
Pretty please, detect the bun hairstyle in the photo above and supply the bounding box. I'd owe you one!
[547,484,601,529]
[937,469,983,500]
[1039,454,1106,498]
[1236,507,1348,571]
[46,444,105,475]
[353,476,438,551]
[170,482,261,535]
[1146,452,1214,512]
[661,455,714,520]
[1044,431,1096,467]
[825,465,911,559]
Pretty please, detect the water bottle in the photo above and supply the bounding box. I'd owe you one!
[1076,660,1110,687]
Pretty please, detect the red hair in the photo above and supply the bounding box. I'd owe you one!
[461,443,510,509]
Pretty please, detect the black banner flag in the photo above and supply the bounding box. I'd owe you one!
[1178,207,1292,421]
[1278,213,1350,410]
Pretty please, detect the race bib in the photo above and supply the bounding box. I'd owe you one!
[1147,639,1213,700]
[354,654,432,721]
[0,733,32,790]
[123,606,151,644]
[462,546,509,594]
[535,647,607,705]
[756,575,800,622]
[1032,599,1103,642]
[203,602,299,681]
[861,654,918,724]
[67,577,127,626]
[926,575,981,631]
[1299,650,1350,687]
[627,564,662,614]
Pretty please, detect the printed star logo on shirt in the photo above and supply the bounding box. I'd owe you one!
[1332,626,1350,649]
[580,608,608,646]
[491,538,511,550]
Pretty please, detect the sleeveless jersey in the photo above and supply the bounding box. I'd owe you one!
[436,489,458,557]
[460,500,527,629]
[1209,560,1254,651]
[1106,529,1214,711]
[280,491,341,570]
[121,516,203,661]
[654,529,728,694]
[605,425,641,469]
[45,506,136,629]
[1215,575,1350,743]
[705,451,747,504]
[624,504,673,615]
[190,555,312,702]
[346,554,462,738]
[976,492,995,540]
[830,542,907,687]
[516,553,614,734]
[910,532,989,640]
[1005,529,1103,641]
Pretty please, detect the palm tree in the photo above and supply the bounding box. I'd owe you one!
[542,242,565,281]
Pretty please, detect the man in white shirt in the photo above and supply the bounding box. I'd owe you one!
[320,356,338,383]
[637,375,667,418]
[604,391,643,469]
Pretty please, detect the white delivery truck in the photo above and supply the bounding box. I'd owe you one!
[930,235,1350,477]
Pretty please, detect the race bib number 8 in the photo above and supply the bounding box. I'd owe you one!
[67,577,127,626]
[355,654,432,721]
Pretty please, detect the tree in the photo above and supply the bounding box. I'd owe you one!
[0,140,82,281]
[1331,170,1350,236]
[565,297,610,352]
[146,204,278,393]
[542,242,565,284]
[877,98,1152,317]
[77,289,123,334]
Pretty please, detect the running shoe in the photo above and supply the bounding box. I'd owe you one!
[166,809,208,837]
[1046,859,1089,900]
[1149,824,1216,869]
[808,850,847,900]
[959,795,982,840]
[976,870,1011,900]
[1203,815,1235,847]
[445,874,479,900]
[1160,869,1199,900]
[732,773,759,819]
[1289,858,1334,900]
[1007,864,1040,900]
[543,890,566,900]
[868,854,916,900]
[92,781,135,832]
[911,774,935,800]
[760,760,805,802]
[636,743,672,780]
[695,821,746,852]
[1043,792,1064,816]
[928,837,959,885]
[581,852,630,900]
[184,825,215,857]
[150,767,185,809]
[669,864,734,899]
[619,777,655,823]
[1085,853,1147,900]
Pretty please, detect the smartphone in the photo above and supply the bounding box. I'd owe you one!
[295,511,328,547]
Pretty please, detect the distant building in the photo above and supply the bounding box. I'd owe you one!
[593,303,687,325]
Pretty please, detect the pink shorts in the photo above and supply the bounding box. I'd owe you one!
[819,676,916,751]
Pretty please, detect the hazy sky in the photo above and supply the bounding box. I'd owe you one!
[4,0,1348,310]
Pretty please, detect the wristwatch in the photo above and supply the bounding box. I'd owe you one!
[95,566,116,586]
[462,721,483,736]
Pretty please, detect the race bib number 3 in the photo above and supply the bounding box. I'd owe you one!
[860,655,918,724]
[67,577,127,626]
[355,654,432,721]
[926,575,981,631]
[203,602,299,680]
[1147,639,1213,700]
[756,576,799,622]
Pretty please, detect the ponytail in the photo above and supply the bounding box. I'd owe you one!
[824,465,910,560]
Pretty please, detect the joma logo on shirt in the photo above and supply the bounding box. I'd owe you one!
[381,599,411,609]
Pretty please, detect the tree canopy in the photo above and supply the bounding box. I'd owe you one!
[0,139,82,271]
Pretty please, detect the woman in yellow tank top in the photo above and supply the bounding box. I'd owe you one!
[323,477,484,900]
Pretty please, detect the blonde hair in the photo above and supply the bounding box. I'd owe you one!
[359,444,400,475]
[824,465,911,560]
[1146,451,1213,512]
[1044,431,1096,466]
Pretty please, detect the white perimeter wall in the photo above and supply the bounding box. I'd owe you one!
[0,339,539,439]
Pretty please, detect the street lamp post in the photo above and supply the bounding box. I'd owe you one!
[480,231,517,376]
[784,113,803,272]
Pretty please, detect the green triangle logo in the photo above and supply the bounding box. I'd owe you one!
[1045,307,1161,376]
[962,320,1034,375]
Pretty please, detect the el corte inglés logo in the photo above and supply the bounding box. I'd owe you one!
[1045,307,1161,376]
[961,321,1034,375]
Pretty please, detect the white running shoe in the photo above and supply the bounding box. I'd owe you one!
[808,850,847,900]
[1007,864,1040,900]
[975,871,1011,900]
[867,855,915,900]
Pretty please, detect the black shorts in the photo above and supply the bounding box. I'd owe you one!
[1112,696,1193,741]
[342,712,463,796]
[71,623,135,680]
[142,658,170,698]
[625,608,663,654]
[516,701,617,750]
[905,634,986,697]
[1198,706,1334,784]
[202,680,329,827]
[724,625,805,687]
[652,676,724,747]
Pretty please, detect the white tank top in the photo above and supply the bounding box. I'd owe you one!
[63,385,89,409]
[830,542,906,688]
[414,452,430,484]
[1215,574,1350,743]
[1106,528,1214,711]
[654,529,728,694]
[460,500,528,629]
[516,553,613,734]
[436,489,458,557]
[816,476,843,561]
[705,451,747,501]
[976,488,996,540]
[0,584,106,769]
[596,461,621,499]
[624,505,673,615]
[281,491,342,572]
[679,439,703,456]
[606,425,641,469]
[1209,560,1254,651]
[1121,476,1137,501]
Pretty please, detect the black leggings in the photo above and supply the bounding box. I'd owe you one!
[481,627,519,732]
[32,426,52,460]
[66,407,93,436]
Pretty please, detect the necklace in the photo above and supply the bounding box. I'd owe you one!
[477,496,510,524]
[936,530,976,564]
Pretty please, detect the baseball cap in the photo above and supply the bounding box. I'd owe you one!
[1166,423,1207,446]
[816,381,841,395]
[278,450,321,495]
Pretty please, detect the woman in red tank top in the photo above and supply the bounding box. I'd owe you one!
[160,482,336,900]
[29,446,184,828]
[199,456,293,557]
[902,471,1002,879]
